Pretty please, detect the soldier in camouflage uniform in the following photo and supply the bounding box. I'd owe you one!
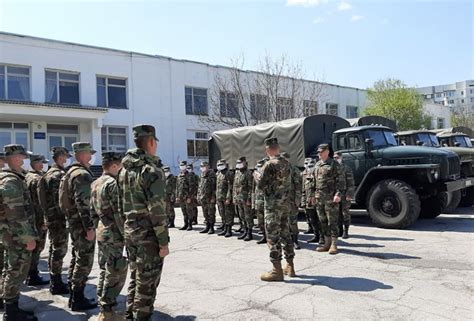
[198,161,217,234]
[302,159,323,244]
[90,152,127,321]
[186,164,199,225]
[63,142,97,311]
[38,147,71,295]
[334,152,355,239]
[257,138,295,281]
[163,166,177,228]
[312,144,346,255]
[216,160,234,238]
[233,157,254,241]
[301,158,314,234]
[0,144,38,321]
[176,161,193,230]
[24,154,49,286]
[282,152,302,250]
[118,125,169,321]
[252,160,266,244]
[0,152,6,309]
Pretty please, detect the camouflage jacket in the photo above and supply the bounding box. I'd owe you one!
[289,165,302,212]
[252,171,264,211]
[176,171,190,200]
[90,173,123,243]
[303,167,316,209]
[0,169,38,245]
[25,170,46,230]
[197,170,216,203]
[118,148,168,246]
[233,168,253,204]
[341,162,355,198]
[257,155,292,212]
[64,163,94,231]
[188,172,199,199]
[165,174,177,203]
[40,164,66,223]
[216,169,233,203]
[313,158,346,199]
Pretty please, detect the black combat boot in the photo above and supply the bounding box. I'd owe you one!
[168,219,175,228]
[179,222,188,231]
[217,225,227,236]
[217,222,225,230]
[208,224,215,234]
[50,274,69,295]
[342,224,349,239]
[25,268,49,286]
[3,301,37,321]
[200,223,210,234]
[70,285,97,311]
[293,234,301,250]
[244,228,253,241]
[304,225,314,234]
[318,234,325,245]
[224,225,233,238]
[256,229,266,244]
[237,227,247,240]
[186,219,193,231]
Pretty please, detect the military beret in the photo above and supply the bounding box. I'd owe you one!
[264,137,279,147]
[72,142,97,154]
[133,124,159,141]
[30,154,49,164]
[317,143,330,152]
[200,161,209,167]
[236,156,246,163]
[179,160,187,166]
[51,146,72,158]
[281,152,290,159]
[102,152,123,164]
[162,165,170,171]
[4,144,28,157]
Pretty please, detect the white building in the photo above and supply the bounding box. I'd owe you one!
[423,102,451,129]
[417,80,474,115]
[0,32,370,171]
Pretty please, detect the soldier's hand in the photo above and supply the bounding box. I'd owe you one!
[225,200,230,205]
[85,229,95,241]
[186,198,191,204]
[333,195,341,203]
[26,240,36,251]
[176,198,180,203]
[159,245,169,258]
[346,196,352,201]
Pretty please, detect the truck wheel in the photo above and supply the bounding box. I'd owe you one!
[419,193,448,218]
[459,186,474,207]
[443,190,462,213]
[367,179,420,229]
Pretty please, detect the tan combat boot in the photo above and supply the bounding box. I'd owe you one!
[329,237,338,255]
[283,259,296,277]
[316,236,331,252]
[98,310,115,321]
[260,261,284,282]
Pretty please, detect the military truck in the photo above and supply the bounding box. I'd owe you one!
[209,115,471,229]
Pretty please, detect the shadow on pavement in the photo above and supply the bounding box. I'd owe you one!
[339,248,421,260]
[337,240,385,248]
[287,275,393,291]
[153,310,197,320]
[409,216,474,233]
[349,234,414,242]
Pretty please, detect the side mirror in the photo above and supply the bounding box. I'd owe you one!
[365,138,374,156]
[416,140,424,146]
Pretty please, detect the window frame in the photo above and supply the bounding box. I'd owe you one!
[0,63,31,101]
[219,91,239,119]
[101,126,128,152]
[346,105,359,118]
[187,130,209,158]
[326,103,338,116]
[184,86,208,115]
[97,76,128,109]
[0,122,30,150]
[45,69,81,105]
[303,100,318,116]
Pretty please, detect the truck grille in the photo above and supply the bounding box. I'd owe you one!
[448,156,460,179]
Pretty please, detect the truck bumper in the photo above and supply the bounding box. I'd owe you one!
[444,178,473,192]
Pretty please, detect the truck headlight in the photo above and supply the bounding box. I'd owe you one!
[430,169,439,180]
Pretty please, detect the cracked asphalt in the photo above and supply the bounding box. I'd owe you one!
[5,207,474,320]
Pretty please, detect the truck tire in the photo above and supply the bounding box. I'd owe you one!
[419,193,448,218]
[443,190,462,213]
[459,186,474,207]
[367,179,420,229]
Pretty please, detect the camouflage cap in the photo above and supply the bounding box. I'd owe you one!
[133,124,159,141]
[200,161,209,167]
[265,137,279,147]
[101,152,123,165]
[4,144,28,157]
[162,165,170,171]
[236,156,246,163]
[72,142,97,154]
[281,152,290,159]
[30,154,49,164]
[186,164,194,169]
[179,160,187,166]
[217,159,227,166]
[317,143,330,152]
[51,146,72,158]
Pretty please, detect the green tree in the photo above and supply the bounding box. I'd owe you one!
[451,108,474,129]
[364,78,432,131]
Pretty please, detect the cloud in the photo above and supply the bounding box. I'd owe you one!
[337,1,352,11]
[313,17,325,24]
[286,0,328,7]
[350,14,364,22]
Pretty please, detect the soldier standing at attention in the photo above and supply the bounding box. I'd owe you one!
[233,157,254,241]
[198,161,217,234]
[186,164,199,226]
[24,154,49,286]
[216,160,234,238]
[257,138,295,281]
[0,152,6,309]
[334,152,355,239]
[176,161,192,230]
[301,158,314,235]
[0,144,37,321]
[119,124,169,321]
[163,166,177,228]
[38,147,71,295]
[281,152,302,250]
[62,142,97,311]
[253,160,266,244]
[302,159,323,244]
[312,144,345,255]
[90,152,127,321]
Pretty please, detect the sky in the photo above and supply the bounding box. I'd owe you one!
[0,0,472,89]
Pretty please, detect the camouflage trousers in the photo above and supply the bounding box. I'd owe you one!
[47,219,69,275]
[217,201,235,226]
[200,200,216,225]
[339,199,351,225]
[236,203,253,229]
[305,208,320,235]
[179,201,194,224]
[165,200,175,224]
[126,241,164,320]
[264,208,295,263]
[97,239,127,308]
[0,244,4,299]
[2,243,32,303]
[288,207,299,236]
[315,197,339,237]
[68,223,96,290]
[29,227,46,274]
[255,206,264,229]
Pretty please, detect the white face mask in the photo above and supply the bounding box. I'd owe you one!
[165,172,170,177]
[217,165,226,171]
[304,163,309,169]
[88,154,97,166]
[179,165,186,171]
[236,163,244,169]
[200,166,207,172]
[336,158,342,164]
[186,168,193,173]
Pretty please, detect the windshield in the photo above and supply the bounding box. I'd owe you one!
[366,130,398,147]
[453,136,472,148]
[416,133,440,147]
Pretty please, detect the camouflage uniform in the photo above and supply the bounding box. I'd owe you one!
[176,161,192,229]
[197,161,216,233]
[186,165,199,225]
[337,158,355,238]
[119,125,169,321]
[163,166,177,227]
[252,160,266,244]
[302,160,322,243]
[90,152,127,312]
[233,157,253,240]
[282,152,302,249]
[216,160,234,237]
[0,145,37,307]
[301,158,314,234]
[0,152,5,303]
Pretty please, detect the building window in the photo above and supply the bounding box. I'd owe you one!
[185,87,208,115]
[97,77,127,109]
[101,126,128,152]
[45,70,80,104]
[47,124,79,152]
[0,64,30,101]
[346,105,359,118]
[461,91,464,96]
[276,97,293,120]
[437,118,445,129]
[436,93,442,98]
[220,91,239,118]
[326,103,338,116]
[250,94,269,121]
[470,89,473,94]
[0,122,30,150]
[303,100,318,116]
[425,94,432,99]
[462,99,465,104]
[448,100,455,104]
[471,97,474,103]
[187,131,208,157]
